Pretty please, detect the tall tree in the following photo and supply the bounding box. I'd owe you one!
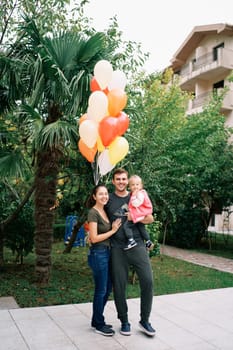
[0,14,111,284]
[0,1,148,282]
[127,71,233,247]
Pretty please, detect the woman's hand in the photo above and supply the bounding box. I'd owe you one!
[111,218,122,233]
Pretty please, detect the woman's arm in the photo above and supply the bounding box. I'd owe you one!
[89,219,121,244]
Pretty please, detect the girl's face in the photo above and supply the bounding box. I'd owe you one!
[93,186,109,206]
[129,178,143,192]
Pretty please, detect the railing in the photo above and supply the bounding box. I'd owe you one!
[192,91,211,109]
[179,48,233,78]
[191,89,233,110]
[193,52,214,70]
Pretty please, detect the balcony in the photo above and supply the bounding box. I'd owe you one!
[187,89,233,113]
[178,48,233,90]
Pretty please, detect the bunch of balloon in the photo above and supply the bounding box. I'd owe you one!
[78,59,130,178]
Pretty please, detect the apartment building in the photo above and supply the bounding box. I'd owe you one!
[170,23,233,234]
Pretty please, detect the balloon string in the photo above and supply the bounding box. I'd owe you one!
[91,155,100,185]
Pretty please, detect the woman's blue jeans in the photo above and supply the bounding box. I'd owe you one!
[88,246,112,328]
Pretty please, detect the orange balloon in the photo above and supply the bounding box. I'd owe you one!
[107,89,127,117]
[78,139,97,163]
[83,221,89,232]
[78,113,87,124]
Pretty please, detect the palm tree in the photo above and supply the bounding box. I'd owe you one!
[0,17,110,285]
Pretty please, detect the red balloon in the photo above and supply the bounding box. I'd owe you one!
[90,77,101,92]
[90,77,109,94]
[116,111,130,136]
[99,116,118,147]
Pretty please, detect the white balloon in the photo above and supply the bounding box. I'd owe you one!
[94,60,113,90]
[87,91,108,122]
[97,149,115,176]
[79,120,98,148]
[108,70,127,90]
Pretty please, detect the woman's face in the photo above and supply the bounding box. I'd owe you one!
[93,186,109,206]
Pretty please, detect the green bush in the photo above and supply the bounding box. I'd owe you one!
[5,203,35,263]
[53,222,66,241]
[166,207,207,249]
[146,219,161,257]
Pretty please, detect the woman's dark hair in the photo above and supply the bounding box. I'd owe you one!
[86,183,108,208]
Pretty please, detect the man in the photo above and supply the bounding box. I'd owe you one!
[105,168,156,337]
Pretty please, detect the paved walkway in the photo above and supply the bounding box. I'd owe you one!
[1,247,233,350]
[1,288,233,350]
[162,245,233,274]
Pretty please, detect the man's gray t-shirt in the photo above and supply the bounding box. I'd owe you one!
[105,192,144,248]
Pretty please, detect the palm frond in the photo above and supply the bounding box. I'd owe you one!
[20,104,42,121]
[20,15,44,49]
[75,32,107,63]
[38,120,78,149]
[0,149,31,179]
[43,32,83,71]
[69,70,90,115]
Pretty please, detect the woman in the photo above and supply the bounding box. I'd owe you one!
[87,184,121,336]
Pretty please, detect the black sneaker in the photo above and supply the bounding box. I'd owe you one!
[120,322,131,335]
[91,322,113,328]
[145,240,154,250]
[124,239,137,250]
[95,325,115,336]
[139,320,156,336]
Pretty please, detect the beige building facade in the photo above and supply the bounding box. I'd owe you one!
[170,23,233,234]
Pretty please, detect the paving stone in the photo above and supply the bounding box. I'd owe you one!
[0,296,20,310]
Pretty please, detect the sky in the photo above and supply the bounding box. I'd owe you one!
[82,0,233,73]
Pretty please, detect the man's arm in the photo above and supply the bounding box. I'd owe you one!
[141,214,154,224]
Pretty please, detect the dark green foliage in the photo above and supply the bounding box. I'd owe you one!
[146,220,161,257]
[5,203,34,263]
[53,223,66,240]
[166,206,208,249]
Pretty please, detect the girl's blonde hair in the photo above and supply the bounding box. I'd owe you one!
[128,175,143,186]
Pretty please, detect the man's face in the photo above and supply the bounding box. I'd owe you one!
[112,173,129,193]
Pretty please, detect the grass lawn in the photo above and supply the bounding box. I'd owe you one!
[1,241,233,308]
[194,232,233,259]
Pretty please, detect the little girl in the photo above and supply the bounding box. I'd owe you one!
[124,175,154,250]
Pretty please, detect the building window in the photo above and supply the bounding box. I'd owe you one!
[213,42,224,61]
[213,80,224,92]
[210,214,215,227]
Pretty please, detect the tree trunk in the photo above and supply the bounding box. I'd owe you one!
[34,148,60,286]
[63,210,87,253]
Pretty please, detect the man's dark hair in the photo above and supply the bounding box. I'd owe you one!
[112,168,128,179]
